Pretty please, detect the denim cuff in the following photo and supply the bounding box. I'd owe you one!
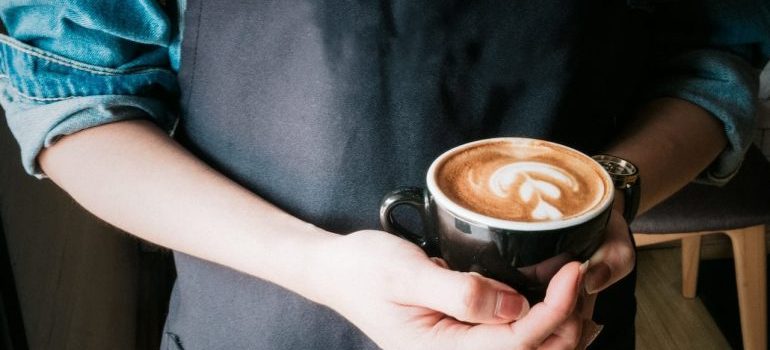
[1,88,177,178]
[0,34,178,178]
[647,49,759,186]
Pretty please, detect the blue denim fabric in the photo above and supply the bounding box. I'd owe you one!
[1,0,181,69]
[0,0,766,183]
[0,1,182,177]
[649,49,760,183]
[645,0,769,183]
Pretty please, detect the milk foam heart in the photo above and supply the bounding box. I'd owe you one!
[436,139,606,222]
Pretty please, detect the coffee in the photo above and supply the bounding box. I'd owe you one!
[381,137,614,302]
[434,139,608,222]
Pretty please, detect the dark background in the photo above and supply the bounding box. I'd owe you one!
[0,107,174,349]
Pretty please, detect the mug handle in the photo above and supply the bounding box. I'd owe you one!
[379,187,439,257]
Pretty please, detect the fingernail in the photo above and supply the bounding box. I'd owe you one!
[577,260,591,296]
[430,257,449,269]
[580,260,591,274]
[581,320,604,348]
[495,291,530,320]
[584,262,611,295]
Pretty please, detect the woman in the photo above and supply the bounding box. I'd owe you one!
[0,1,765,348]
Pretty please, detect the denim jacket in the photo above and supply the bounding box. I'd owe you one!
[0,0,767,183]
[0,0,183,178]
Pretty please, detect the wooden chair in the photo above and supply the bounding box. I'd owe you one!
[631,146,770,350]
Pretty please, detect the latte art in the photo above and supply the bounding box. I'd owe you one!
[435,139,607,222]
[484,162,579,220]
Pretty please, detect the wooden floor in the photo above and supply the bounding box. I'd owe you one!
[636,247,733,350]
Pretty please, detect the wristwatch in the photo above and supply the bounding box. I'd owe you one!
[592,155,640,223]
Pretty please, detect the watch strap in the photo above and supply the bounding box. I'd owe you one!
[621,177,640,223]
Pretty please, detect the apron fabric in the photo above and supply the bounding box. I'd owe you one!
[163,1,650,348]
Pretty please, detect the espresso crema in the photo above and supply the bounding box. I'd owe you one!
[435,140,607,222]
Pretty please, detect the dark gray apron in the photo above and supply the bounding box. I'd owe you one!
[163,1,650,348]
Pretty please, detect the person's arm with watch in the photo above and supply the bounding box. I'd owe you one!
[576,2,766,343]
[574,95,753,347]
[583,96,732,291]
[577,46,763,350]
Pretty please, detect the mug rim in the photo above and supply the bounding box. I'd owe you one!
[426,137,614,231]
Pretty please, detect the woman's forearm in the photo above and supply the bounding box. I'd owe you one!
[39,119,576,350]
[38,119,336,302]
[605,97,729,216]
[578,97,729,296]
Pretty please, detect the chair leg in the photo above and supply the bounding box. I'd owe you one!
[724,225,767,350]
[681,235,702,298]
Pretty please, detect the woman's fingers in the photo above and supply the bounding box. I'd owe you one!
[538,312,583,350]
[508,261,586,348]
[577,319,604,349]
[402,263,531,324]
[445,262,585,350]
[516,253,573,285]
[585,211,635,295]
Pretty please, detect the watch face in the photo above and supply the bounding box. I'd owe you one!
[591,155,639,186]
[591,155,641,222]
[601,160,636,176]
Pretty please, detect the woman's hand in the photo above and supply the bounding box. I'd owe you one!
[584,209,636,296]
[577,208,636,347]
[311,230,587,350]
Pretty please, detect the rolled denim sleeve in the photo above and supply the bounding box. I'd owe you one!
[647,0,770,185]
[0,1,180,178]
[648,49,759,184]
